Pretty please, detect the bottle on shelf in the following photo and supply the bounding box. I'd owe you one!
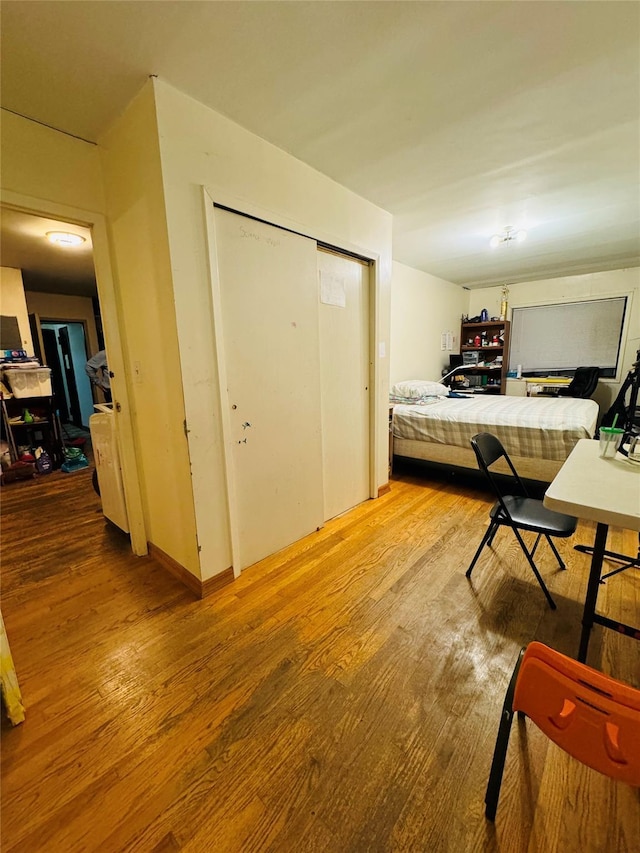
[500,286,509,321]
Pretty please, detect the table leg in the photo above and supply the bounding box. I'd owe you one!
[578,522,608,663]
[574,539,640,581]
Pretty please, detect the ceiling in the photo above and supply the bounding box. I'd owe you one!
[0,209,95,297]
[1,1,639,293]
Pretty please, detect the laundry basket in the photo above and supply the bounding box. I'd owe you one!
[3,368,53,397]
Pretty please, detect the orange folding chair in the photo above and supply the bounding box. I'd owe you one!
[485,641,640,820]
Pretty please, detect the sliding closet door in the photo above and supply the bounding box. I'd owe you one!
[318,248,371,520]
[214,208,324,571]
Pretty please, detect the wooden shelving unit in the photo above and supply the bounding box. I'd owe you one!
[459,319,511,394]
[1,395,64,468]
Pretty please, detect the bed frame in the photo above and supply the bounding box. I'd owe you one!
[393,437,564,483]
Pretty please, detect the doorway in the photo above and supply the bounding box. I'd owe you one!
[40,321,94,428]
[0,194,146,555]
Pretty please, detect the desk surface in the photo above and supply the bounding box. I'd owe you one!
[544,439,640,531]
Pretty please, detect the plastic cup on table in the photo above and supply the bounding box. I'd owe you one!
[599,427,624,458]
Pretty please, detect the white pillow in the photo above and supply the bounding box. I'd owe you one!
[390,380,449,399]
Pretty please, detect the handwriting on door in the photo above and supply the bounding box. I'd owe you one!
[237,421,252,444]
[239,225,279,248]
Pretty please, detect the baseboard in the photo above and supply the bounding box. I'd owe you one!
[148,543,234,599]
[378,482,391,497]
[201,567,235,597]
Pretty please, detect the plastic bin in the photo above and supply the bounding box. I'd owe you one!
[3,368,53,397]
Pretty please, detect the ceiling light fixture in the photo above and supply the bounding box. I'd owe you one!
[489,226,527,249]
[46,231,86,247]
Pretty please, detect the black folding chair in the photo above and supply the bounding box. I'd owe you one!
[466,433,577,609]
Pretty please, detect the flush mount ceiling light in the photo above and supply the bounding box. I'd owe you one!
[46,231,86,247]
[489,226,527,248]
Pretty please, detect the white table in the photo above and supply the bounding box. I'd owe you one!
[544,439,640,662]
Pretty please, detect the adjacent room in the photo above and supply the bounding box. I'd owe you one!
[1,210,109,474]
[1,2,638,851]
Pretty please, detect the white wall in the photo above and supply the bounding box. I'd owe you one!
[3,83,393,586]
[0,111,105,212]
[152,78,393,581]
[468,268,640,415]
[0,267,34,354]
[99,83,200,576]
[390,261,468,385]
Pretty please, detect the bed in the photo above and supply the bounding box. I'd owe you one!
[390,380,599,482]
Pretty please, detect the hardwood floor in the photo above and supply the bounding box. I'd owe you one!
[1,460,638,852]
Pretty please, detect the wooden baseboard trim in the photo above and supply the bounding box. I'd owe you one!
[378,483,391,497]
[148,543,234,599]
[201,567,235,598]
[148,543,200,597]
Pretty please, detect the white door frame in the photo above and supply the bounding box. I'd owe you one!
[202,187,380,576]
[1,189,147,556]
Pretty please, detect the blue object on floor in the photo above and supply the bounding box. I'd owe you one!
[61,447,89,473]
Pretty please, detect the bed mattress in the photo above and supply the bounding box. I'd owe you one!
[392,395,599,462]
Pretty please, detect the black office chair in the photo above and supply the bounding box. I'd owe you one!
[558,366,600,398]
[466,433,577,609]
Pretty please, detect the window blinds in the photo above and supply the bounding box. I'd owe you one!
[509,297,627,378]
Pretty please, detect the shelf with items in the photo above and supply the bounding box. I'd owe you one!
[457,369,504,393]
[1,395,64,471]
[459,319,510,394]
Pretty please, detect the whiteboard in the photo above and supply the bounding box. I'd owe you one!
[509,297,627,377]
